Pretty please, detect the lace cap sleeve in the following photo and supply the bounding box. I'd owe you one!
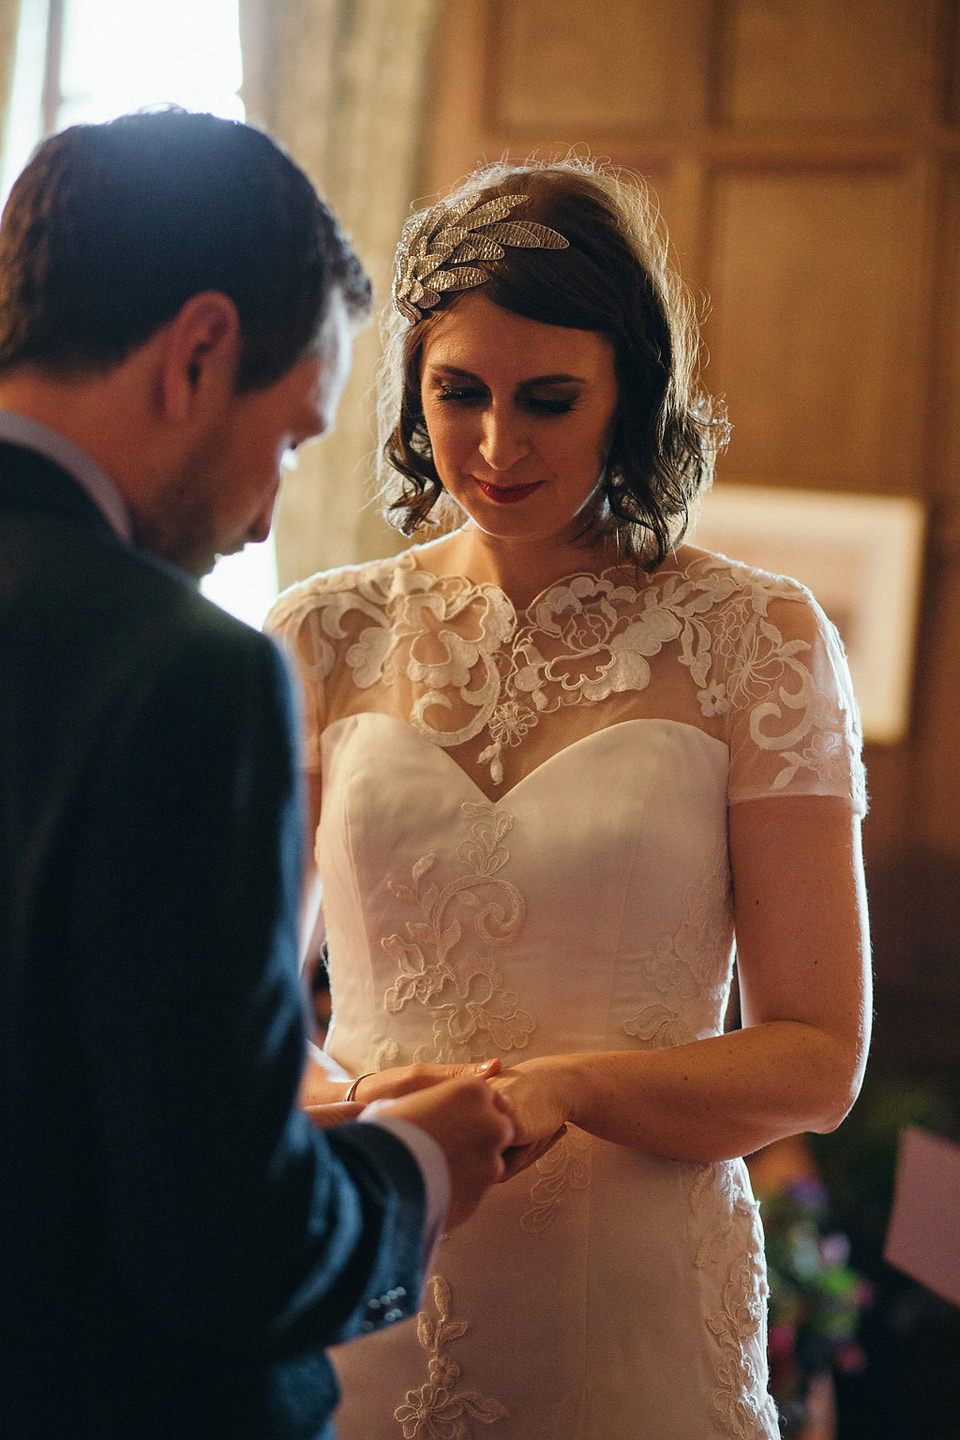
[717,574,867,814]
[264,580,334,774]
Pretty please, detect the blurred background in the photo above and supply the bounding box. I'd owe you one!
[1,2,957,1434]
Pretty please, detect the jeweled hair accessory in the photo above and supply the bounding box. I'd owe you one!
[392,193,569,324]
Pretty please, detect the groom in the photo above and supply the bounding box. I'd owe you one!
[0,111,513,1439]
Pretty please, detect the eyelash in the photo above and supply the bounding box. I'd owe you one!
[434,387,576,417]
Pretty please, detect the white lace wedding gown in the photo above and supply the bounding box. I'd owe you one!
[268,544,865,1440]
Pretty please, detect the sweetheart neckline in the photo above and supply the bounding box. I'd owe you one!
[320,711,728,805]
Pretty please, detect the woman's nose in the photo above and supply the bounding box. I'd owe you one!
[478,407,529,471]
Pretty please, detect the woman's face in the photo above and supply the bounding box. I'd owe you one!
[419,292,618,547]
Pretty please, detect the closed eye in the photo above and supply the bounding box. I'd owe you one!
[521,395,577,416]
[432,388,578,416]
[434,385,487,406]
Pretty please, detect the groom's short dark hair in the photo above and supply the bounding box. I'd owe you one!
[0,108,370,392]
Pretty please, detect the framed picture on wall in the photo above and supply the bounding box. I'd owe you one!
[689,482,926,744]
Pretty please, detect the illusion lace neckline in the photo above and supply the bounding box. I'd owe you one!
[270,541,865,814]
[399,539,659,618]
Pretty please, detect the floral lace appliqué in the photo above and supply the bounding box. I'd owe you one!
[690,1162,757,1272]
[521,1128,591,1235]
[706,1250,778,1439]
[686,1162,779,1440]
[382,802,534,1061]
[395,1275,508,1438]
[623,851,734,1050]
[372,1038,401,1072]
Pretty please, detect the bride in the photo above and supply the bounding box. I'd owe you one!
[267,158,871,1439]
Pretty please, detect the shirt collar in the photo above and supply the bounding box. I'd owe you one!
[0,409,134,542]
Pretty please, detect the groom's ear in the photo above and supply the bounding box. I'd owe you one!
[159,291,241,424]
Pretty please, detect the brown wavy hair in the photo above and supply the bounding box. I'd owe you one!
[378,158,729,568]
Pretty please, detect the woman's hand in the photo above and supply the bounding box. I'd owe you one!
[308,1058,566,1180]
[488,1061,570,1152]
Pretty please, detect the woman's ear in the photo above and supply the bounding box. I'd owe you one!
[159,291,241,423]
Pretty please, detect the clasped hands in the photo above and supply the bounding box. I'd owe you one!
[304,1057,567,1182]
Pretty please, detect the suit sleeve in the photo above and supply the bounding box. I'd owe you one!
[66,615,427,1355]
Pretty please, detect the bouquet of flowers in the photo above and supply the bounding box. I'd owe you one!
[760,1173,872,1433]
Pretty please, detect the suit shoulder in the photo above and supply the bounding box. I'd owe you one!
[79,545,293,734]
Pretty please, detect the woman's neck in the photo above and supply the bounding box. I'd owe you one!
[415,524,623,610]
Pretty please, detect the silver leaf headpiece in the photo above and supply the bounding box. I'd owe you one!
[392,193,570,324]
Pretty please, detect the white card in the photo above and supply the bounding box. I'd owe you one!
[884,1126,960,1308]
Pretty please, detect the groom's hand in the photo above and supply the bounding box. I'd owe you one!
[499,1126,568,1181]
[384,1077,516,1228]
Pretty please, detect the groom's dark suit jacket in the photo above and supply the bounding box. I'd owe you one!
[0,439,427,1439]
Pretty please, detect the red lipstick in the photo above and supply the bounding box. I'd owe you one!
[474,478,543,504]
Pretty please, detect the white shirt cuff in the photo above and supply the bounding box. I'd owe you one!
[359,1106,450,1268]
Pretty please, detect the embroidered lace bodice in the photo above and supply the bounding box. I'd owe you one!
[266,544,864,1440]
[269,543,865,814]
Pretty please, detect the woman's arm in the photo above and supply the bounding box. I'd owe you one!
[489,794,871,1164]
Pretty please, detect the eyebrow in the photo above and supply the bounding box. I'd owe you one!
[426,364,587,386]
